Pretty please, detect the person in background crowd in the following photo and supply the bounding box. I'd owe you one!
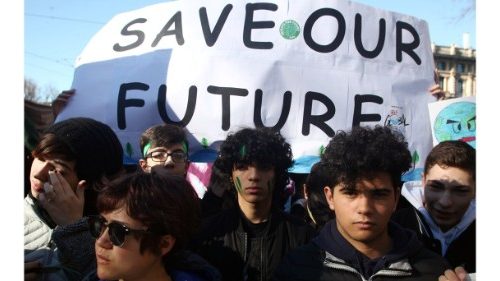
[25,117,124,281]
[82,167,221,281]
[393,140,476,273]
[139,123,190,176]
[274,126,450,281]
[301,161,336,231]
[192,127,315,281]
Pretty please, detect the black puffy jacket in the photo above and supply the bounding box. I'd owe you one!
[392,196,476,273]
[192,207,315,281]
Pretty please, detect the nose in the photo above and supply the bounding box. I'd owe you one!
[356,194,373,215]
[33,161,51,183]
[95,227,113,248]
[247,166,261,182]
[163,155,175,167]
[437,190,453,208]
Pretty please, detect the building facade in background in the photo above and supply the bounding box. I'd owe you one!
[432,35,476,99]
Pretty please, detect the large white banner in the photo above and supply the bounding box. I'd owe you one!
[57,0,436,178]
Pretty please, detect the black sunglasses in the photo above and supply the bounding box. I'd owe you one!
[88,215,151,247]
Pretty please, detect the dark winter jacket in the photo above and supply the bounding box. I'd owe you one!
[393,196,476,273]
[273,220,450,281]
[192,206,316,281]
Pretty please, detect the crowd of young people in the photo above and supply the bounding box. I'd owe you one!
[25,91,475,281]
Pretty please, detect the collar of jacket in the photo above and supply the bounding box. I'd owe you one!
[323,251,413,279]
[313,219,423,278]
[28,193,57,229]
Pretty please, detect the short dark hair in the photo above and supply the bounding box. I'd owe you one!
[139,124,188,157]
[212,127,293,208]
[32,117,124,216]
[321,126,411,190]
[304,161,335,228]
[96,167,200,258]
[424,140,475,181]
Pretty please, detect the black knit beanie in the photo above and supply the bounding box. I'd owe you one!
[44,117,123,186]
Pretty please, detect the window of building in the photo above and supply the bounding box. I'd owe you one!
[437,61,446,70]
[456,63,465,73]
[456,79,463,97]
[439,77,444,90]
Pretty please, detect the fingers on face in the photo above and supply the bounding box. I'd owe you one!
[48,170,70,194]
[43,182,54,193]
[48,170,59,186]
[42,182,56,203]
[38,193,54,205]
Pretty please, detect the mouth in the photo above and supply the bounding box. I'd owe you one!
[245,187,262,194]
[96,253,110,264]
[459,136,475,143]
[31,182,44,193]
[433,209,454,219]
[354,221,375,229]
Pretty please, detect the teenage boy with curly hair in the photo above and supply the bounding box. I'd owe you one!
[192,127,315,281]
[274,126,450,281]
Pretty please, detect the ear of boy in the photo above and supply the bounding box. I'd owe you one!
[393,188,400,212]
[323,186,335,211]
[139,159,148,172]
[160,235,176,256]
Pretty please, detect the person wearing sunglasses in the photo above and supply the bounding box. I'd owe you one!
[139,124,190,176]
[82,167,221,281]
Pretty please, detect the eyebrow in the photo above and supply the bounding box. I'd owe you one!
[100,216,131,227]
[338,185,356,192]
[150,147,184,153]
[427,179,471,189]
[468,116,476,122]
[52,159,73,170]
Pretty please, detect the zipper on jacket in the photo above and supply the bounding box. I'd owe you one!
[368,268,412,280]
[242,232,248,261]
[324,252,413,281]
[323,257,368,281]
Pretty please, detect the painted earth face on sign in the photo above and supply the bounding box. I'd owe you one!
[433,102,476,148]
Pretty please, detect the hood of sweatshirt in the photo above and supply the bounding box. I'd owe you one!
[313,219,424,277]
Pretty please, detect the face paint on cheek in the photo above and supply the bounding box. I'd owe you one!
[234,176,243,194]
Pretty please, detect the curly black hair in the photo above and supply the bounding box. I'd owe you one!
[211,127,293,208]
[321,125,411,190]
